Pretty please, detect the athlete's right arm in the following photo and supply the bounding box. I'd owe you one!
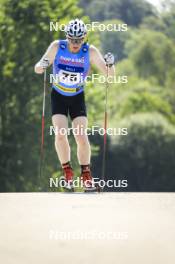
[34,40,59,74]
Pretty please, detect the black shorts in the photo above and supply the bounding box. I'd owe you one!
[51,88,87,120]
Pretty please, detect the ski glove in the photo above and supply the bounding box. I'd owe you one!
[104,52,114,67]
[39,58,49,69]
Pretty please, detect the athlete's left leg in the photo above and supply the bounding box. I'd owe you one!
[72,116,97,191]
[72,116,91,165]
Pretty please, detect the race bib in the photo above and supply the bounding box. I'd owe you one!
[58,70,82,86]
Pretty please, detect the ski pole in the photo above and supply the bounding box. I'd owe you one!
[39,66,47,189]
[101,65,109,182]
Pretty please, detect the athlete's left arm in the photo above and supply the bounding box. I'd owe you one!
[90,45,115,76]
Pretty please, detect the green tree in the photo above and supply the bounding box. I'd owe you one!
[97,113,175,191]
[0,0,83,191]
[125,29,175,85]
[79,0,156,26]
[99,19,130,61]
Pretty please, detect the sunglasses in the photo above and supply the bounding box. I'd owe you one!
[68,38,84,44]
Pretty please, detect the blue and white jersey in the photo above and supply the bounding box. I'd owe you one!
[52,40,90,96]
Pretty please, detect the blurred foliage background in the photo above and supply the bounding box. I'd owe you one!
[0,0,175,191]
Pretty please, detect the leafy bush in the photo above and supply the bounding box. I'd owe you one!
[108,113,175,191]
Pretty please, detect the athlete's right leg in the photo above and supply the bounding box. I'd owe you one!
[52,114,70,164]
[51,89,74,189]
[52,114,74,189]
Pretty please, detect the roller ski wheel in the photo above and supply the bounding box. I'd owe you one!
[84,182,103,193]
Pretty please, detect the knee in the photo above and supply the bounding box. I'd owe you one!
[55,132,67,145]
[75,135,89,146]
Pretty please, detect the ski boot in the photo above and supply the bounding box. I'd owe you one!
[59,163,74,192]
[80,166,99,192]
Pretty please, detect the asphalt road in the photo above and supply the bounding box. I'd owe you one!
[0,192,174,264]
